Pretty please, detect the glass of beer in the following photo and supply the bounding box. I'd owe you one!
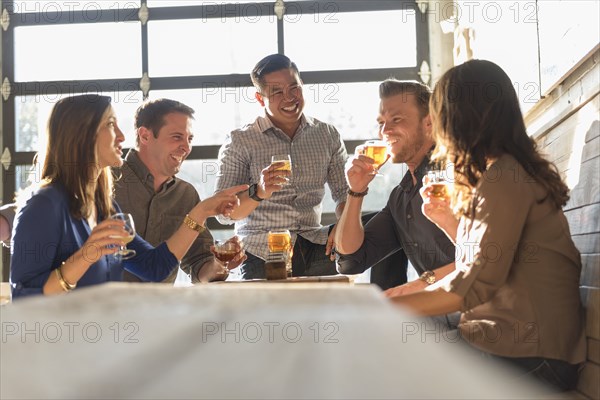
[356,140,389,176]
[265,252,287,280]
[271,154,292,186]
[268,230,291,253]
[109,212,137,260]
[426,170,451,198]
[268,230,292,277]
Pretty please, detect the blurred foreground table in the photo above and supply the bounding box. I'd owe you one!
[1,282,546,399]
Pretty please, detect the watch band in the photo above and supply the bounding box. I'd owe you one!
[183,214,206,233]
[249,183,264,202]
[347,188,369,198]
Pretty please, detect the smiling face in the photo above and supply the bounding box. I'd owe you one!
[377,93,432,165]
[255,68,305,135]
[137,111,193,189]
[95,105,125,169]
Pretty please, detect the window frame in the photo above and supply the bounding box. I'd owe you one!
[1,0,429,229]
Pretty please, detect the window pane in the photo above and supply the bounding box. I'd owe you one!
[321,163,406,213]
[15,22,141,82]
[303,82,381,140]
[455,0,540,112]
[148,18,276,77]
[286,10,416,71]
[177,159,233,239]
[538,0,600,93]
[149,88,260,145]
[15,91,144,152]
[177,157,399,216]
[15,165,35,191]
[10,1,140,12]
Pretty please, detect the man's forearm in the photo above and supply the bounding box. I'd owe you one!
[228,193,260,220]
[334,197,365,254]
[334,201,346,220]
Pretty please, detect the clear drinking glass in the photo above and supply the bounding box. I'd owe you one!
[270,154,292,186]
[426,170,451,198]
[356,140,389,176]
[268,230,292,277]
[213,239,238,279]
[109,212,137,260]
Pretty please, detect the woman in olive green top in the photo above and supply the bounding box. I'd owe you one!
[389,59,585,391]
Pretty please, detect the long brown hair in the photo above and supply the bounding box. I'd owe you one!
[39,94,115,219]
[430,60,569,215]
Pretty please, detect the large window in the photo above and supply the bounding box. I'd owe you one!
[1,0,428,251]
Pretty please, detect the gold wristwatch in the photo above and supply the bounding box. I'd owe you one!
[184,214,205,233]
[419,270,436,285]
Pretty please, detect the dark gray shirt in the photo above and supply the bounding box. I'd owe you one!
[114,149,214,283]
[337,156,455,277]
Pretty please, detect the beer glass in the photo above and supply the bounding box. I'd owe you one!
[356,140,388,176]
[426,170,451,198]
[268,230,292,277]
[270,154,292,186]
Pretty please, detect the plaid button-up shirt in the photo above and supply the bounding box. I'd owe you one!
[215,114,348,260]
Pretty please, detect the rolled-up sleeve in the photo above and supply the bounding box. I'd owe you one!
[326,125,349,205]
[443,174,532,311]
[215,132,250,225]
[186,228,216,284]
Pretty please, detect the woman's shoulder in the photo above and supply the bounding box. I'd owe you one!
[478,154,540,199]
[18,184,69,211]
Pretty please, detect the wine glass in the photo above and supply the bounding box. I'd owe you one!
[213,239,238,278]
[109,213,136,260]
[356,140,389,176]
[270,154,292,186]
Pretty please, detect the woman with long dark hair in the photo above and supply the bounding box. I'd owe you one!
[11,94,246,297]
[389,60,585,390]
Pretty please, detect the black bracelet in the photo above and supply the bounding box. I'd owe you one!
[347,188,369,198]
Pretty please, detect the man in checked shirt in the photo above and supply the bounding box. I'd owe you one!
[215,54,348,280]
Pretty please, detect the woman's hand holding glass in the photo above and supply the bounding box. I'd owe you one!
[420,171,459,241]
[109,213,137,260]
[76,218,133,265]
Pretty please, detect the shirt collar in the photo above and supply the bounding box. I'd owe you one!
[124,149,176,191]
[256,114,314,135]
[398,152,434,191]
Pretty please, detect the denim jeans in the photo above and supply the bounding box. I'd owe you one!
[494,355,581,392]
[238,234,337,280]
[437,326,582,392]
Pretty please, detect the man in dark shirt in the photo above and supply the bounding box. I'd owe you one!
[335,80,455,294]
[114,99,244,283]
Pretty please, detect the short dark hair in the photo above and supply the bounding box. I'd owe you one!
[379,79,431,118]
[251,54,300,92]
[135,98,195,145]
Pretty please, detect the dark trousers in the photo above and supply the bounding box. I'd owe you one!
[239,234,338,280]
[361,212,408,290]
[239,212,408,287]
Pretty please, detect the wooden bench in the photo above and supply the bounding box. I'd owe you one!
[575,287,600,399]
